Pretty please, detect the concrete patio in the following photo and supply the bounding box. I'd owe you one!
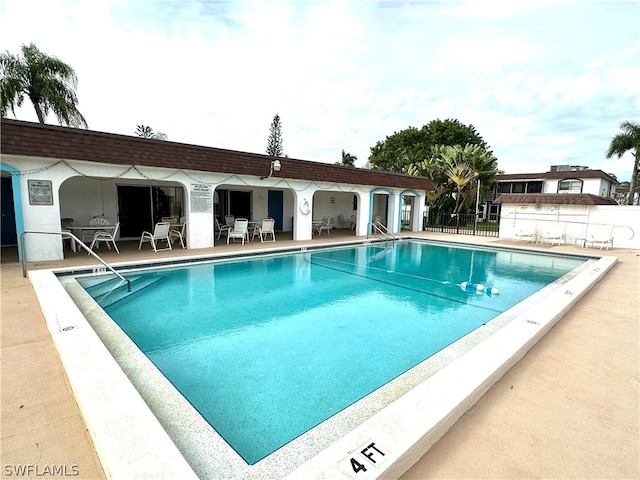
[1,231,638,479]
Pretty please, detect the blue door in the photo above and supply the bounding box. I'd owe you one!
[268,190,283,230]
[1,177,17,245]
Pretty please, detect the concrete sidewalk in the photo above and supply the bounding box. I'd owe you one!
[1,233,638,479]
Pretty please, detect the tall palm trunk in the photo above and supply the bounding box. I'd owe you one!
[629,155,638,205]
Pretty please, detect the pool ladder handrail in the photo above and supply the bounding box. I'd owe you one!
[367,221,396,244]
[20,230,131,291]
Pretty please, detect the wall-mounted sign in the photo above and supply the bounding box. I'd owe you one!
[190,183,212,213]
[28,180,54,205]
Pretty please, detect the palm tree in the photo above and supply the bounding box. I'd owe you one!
[136,124,167,140]
[441,145,474,214]
[0,43,87,127]
[606,120,640,205]
[337,150,357,166]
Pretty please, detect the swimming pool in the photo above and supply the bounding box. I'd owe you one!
[39,237,615,479]
[75,240,585,465]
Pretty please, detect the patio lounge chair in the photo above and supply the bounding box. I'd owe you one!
[585,224,614,250]
[169,217,186,249]
[227,218,249,245]
[139,222,172,252]
[514,221,537,243]
[252,218,276,243]
[538,222,567,246]
[89,222,120,253]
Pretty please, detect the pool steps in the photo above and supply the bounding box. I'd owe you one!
[81,275,165,309]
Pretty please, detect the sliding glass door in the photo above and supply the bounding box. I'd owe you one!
[117,185,184,238]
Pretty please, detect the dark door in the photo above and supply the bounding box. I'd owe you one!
[229,191,251,219]
[117,186,153,237]
[268,190,284,230]
[1,177,17,245]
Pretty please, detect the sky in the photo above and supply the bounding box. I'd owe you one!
[1,0,639,181]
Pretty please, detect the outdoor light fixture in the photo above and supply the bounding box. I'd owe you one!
[261,159,282,179]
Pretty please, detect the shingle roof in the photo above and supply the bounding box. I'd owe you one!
[1,119,432,191]
[493,193,619,206]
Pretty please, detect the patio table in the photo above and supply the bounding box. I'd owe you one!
[69,225,116,252]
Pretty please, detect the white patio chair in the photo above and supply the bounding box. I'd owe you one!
[538,222,567,246]
[224,215,235,228]
[61,217,75,251]
[585,224,614,250]
[215,217,232,240]
[170,217,186,249]
[514,221,537,243]
[252,218,276,243]
[227,218,249,245]
[138,222,172,252]
[90,222,120,253]
[82,216,110,243]
[315,217,330,235]
[337,214,353,230]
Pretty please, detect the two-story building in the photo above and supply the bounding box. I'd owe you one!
[488,165,640,248]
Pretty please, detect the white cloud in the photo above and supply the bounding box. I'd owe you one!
[1,0,638,180]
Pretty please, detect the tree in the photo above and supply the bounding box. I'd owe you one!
[606,120,640,205]
[336,149,357,166]
[266,114,284,157]
[408,143,499,215]
[368,118,491,173]
[136,124,167,140]
[0,43,87,127]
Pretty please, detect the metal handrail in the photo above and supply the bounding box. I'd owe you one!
[367,221,396,243]
[20,230,131,291]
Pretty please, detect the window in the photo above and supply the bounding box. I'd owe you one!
[512,182,525,193]
[498,183,511,194]
[558,179,582,193]
[527,182,543,193]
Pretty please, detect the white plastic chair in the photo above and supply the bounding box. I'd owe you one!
[514,221,537,243]
[82,217,110,243]
[224,215,235,228]
[61,217,75,251]
[138,222,172,252]
[337,214,353,230]
[538,222,567,246]
[227,218,248,245]
[90,222,120,253]
[170,217,186,249]
[315,217,330,236]
[252,218,276,243]
[215,217,232,240]
[586,224,614,250]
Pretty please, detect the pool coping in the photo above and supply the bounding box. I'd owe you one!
[28,239,617,479]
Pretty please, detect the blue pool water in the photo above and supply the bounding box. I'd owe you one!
[78,240,585,464]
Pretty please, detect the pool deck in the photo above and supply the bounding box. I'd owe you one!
[1,231,638,479]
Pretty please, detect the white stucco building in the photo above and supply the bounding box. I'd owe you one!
[1,119,432,261]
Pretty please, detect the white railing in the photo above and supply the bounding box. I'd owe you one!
[20,230,130,291]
